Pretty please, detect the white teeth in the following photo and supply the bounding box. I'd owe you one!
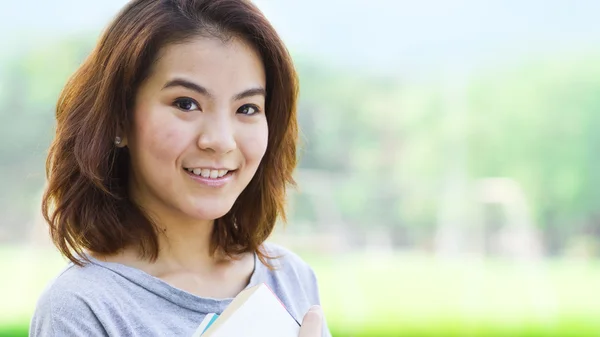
[186,168,230,179]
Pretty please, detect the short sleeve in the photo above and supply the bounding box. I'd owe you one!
[262,242,332,337]
[29,285,108,337]
[304,265,332,337]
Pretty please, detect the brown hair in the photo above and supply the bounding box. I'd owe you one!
[42,0,298,267]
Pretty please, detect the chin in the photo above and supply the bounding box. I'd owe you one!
[185,201,234,221]
[193,210,230,221]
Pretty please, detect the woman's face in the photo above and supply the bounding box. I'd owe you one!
[124,36,268,223]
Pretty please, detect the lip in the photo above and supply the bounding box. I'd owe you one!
[184,169,235,187]
[184,166,233,171]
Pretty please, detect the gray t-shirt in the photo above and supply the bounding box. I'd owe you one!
[30,242,330,337]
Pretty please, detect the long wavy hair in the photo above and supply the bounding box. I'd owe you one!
[42,0,298,267]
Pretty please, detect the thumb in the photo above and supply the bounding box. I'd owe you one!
[298,305,323,337]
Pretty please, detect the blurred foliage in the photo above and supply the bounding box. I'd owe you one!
[1,34,600,255]
[293,52,600,253]
[0,35,96,239]
[466,56,600,252]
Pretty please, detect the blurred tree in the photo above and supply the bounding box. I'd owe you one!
[3,32,600,254]
[466,54,600,253]
[0,35,94,241]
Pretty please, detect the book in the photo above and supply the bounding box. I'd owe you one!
[194,282,301,337]
[191,313,219,337]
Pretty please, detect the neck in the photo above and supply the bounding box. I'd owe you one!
[154,216,219,272]
[126,178,226,273]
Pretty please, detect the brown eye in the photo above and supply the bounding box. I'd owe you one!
[174,97,199,111]
[237,104,260,115]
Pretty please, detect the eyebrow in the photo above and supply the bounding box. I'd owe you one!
[232,87,266,101]
[162,78,266,101]
[162,79,213,99]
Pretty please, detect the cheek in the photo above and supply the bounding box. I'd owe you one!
[239,122,269,164]
[133,110,189,166]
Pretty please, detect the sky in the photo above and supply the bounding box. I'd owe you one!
[2,0,600,75]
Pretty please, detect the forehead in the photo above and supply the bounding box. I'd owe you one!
[147,36,266,93]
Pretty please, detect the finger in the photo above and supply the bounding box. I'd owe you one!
[298,305,323,337]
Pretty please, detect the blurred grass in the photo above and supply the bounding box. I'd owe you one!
[2,246,600,336]
[315,252,600,337]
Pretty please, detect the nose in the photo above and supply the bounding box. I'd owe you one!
[197,111,236,154]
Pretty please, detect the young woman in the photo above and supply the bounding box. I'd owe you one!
[30,0,328,336]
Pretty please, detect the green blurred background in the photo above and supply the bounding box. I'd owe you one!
[2,1,600,336]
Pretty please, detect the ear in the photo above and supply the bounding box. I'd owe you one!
[115,135,128,148]
[115,125,129,148]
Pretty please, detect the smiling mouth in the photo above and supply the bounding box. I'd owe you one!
[183,167,235,179]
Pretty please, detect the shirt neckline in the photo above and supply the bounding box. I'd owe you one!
[83,250,262,314]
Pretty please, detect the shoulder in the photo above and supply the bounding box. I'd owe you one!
[262,242,316,277]
[30,262,116,336]
[259,242,332,337]
[259,241,321,297]
[37,260,117,302]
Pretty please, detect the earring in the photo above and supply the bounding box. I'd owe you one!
[114,136,122,146]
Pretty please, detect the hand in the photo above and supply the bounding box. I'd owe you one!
[298,305,323,337]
